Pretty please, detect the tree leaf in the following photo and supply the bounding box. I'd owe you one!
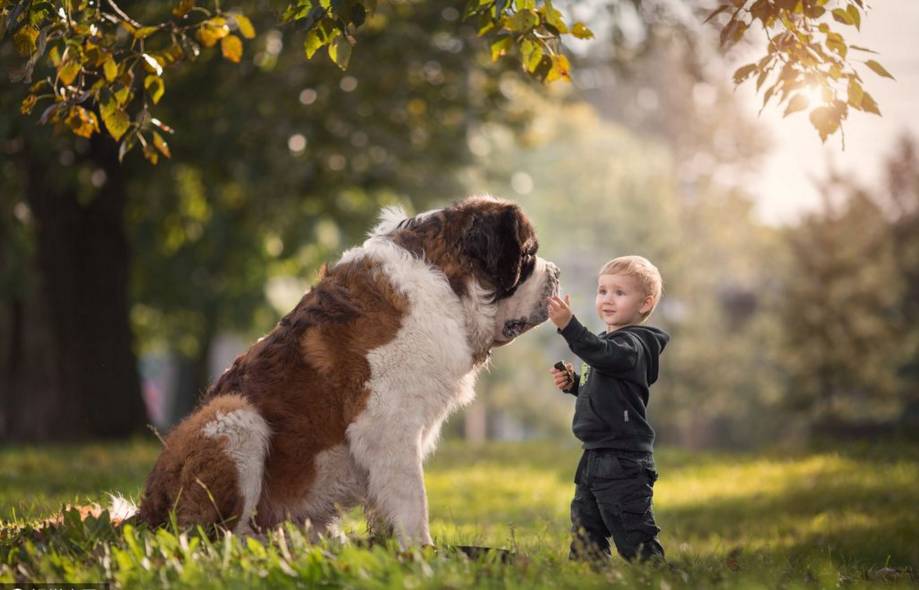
[100,101,131,141]
[783,93,809,117]
[865,59,895,80]
[152,131,172,158]
[172,0,195,18]
[304,30,324,59]
[66,106,99,138]
[808,105,841,142]
[490,37,512,62]
[733,63,758,84]
[13,24,40,56]
[197,17,229,48]
[831,8,853,26]
[144,75,165,104]
[141,53,164,76]
[847,76,863,108]
[544,54,570,83]
[20,94,38,115]
[233,14,256,39]
[221,34,243,63]
[103,56,118,82]
[860,91,881,116]
[703,4,731,24]
[58,61,81,85]
[328,36,352,70]
[571,22,593,39]
[846,4,860,30]
[134,26,159,40]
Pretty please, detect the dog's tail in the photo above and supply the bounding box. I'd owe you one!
[107,493,140,524]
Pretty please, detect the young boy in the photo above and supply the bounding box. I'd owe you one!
[548,255,669,563]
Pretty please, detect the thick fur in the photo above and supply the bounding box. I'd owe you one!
[135,196,558,545]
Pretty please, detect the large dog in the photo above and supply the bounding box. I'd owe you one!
[134,196,559,546]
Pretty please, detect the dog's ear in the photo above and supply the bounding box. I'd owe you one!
[462,205,524,299]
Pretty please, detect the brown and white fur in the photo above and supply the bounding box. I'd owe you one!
[132,196,559,546]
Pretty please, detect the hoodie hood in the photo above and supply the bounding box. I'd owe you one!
[617,325,669,385]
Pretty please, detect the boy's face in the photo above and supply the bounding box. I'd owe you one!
[595,273,654,330]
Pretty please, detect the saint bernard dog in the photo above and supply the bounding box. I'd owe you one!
[133,195,559,546]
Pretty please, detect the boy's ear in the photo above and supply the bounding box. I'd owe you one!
[640,295,655,315]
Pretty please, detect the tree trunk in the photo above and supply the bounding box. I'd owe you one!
[2,136,147,441]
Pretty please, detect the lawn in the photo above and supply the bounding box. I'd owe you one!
[1,439,916,588]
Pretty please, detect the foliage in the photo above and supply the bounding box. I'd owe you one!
[707,0,893,143]
[0,0,591,162]
[1,440,917,588]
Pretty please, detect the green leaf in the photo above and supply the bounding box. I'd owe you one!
[490,36,512,62]
[101,100,131,141]
[328,36,351,70]
[521,38,543,73]
[144,75,165,104]
[172,0,195,18]
[865,59,895,80]
[304,30,324,59]
[503,10,539,33]
[783,93,809,117]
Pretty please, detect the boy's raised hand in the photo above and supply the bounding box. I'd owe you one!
[548,294,573,330]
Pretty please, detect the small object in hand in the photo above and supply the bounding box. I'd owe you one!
[554,361,573,383]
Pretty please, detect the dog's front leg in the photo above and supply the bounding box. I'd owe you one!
[348,421,432,547]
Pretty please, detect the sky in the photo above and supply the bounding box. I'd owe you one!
[737,0,919,224]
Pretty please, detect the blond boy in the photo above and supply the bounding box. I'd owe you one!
[548,255,669,562]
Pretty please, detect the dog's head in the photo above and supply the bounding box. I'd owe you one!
[377,195,559,349]
[455,196,559,346]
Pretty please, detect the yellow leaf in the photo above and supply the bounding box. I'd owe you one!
[114,86,132,107]
[304,30,323,59]
[58,61,82,85]
[144,75,165,104]
[865,59,895,80]
[13,25,39,56]
[66,106,100,139]
[328,36,351,70]
[134,26,159,40]
[544,54,571,83]
[571,22,593,39]
[141,53,164,76]
[172,0,195,18]
[221,34,243,63]
[233,14,256,39]
[103,57,118,81]
[20,95,38,115]
[197,17,229,48]
[101,100,131,141]
[783,93,809,117]
[153,131,172,158]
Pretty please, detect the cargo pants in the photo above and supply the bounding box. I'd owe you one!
[569,448,665,562]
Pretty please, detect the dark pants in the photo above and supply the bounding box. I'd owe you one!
[569,448,665,563]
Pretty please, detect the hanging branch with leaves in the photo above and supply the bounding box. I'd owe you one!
[707,0,894,144]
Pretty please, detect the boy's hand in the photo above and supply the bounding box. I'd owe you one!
[550,361,575,391]
[548,294,573,330]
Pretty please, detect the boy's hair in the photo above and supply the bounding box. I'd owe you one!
[599,255,663,320]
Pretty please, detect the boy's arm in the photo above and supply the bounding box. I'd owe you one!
[559,316,640,373]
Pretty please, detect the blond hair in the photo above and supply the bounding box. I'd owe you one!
[599,255,663,320]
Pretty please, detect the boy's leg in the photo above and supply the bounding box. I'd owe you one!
[592,455,665,562]
[569,483,612,561]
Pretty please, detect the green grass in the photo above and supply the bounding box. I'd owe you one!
[1,439,917,588]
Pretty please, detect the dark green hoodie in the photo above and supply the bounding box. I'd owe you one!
[559,316,670,452]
